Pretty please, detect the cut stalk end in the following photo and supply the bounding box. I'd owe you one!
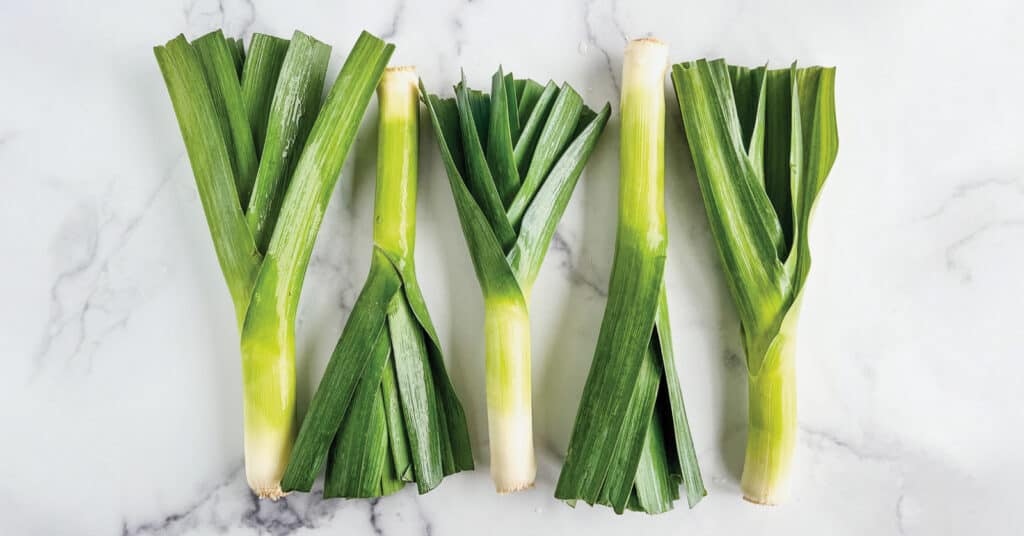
[489,411,537,493]
[254,485,287,501]
[379,66,419,101]
[740,454,790,505]
[623,38,668,92]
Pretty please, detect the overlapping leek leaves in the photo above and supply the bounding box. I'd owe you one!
[671,59,838,504]
[422,69,610,492]
[557,39,705,514]
[281,68,473,497]
[154,29,393,498]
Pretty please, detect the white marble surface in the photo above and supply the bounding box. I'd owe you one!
[2,0,1022,534]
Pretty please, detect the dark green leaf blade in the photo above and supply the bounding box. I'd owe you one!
[383,253,474,473]
[421,82,525,302]
[486,68,521,206]
[763,67,795,248]
[245,31,331,252]
[600,339,664,513]
[671,60,787,343]
[281,250,401,492]
[388,292,445,493]
[516,79,545,129]
[513,81,558,176]
[324,333,392,498]
[729,65,768,193]
[244,30,392,354]
[632,401,676,514]
[193,30,259,205]
[153,35,259,319]
[506,84,583,227]
[504,72,521,142]
[468,87,490,148]
[507,104,609,287]
[380,409,409,494]
[556,233,666,504]
[785,66,838,291]
[454,76,517,250]
[240,33,290,156]
[382,350,414,481]
[654,285,705,506]
[227,36,245,77]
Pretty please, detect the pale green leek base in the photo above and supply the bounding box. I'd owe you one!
[244,419,294,499]
[484,297,536,493]
[740,323,797,505]
[240,333,297,499]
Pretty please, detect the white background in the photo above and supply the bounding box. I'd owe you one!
[1,0,1021,534]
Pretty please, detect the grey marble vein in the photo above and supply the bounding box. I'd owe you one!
[918,177,1024,221]
[549,229,607,297]
[944,219,1024,283]
[379,0,408,40]
[799,425,900,464]
[184,0,255,39]
[582,0,625,92]
[32,161,178,374]
[121,467,439,536]
[368,498,384,536]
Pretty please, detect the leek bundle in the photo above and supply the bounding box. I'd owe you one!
[281,67,473,497]
[155,29,393,498]
[422,70,610,492]
[556,39,705,514]
[671,60,838,504]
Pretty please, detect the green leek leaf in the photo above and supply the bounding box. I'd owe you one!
[193,30,259,205]
[324,331,393,498]
[245,31,331,252]
[154,35,259,321]
[226,36,245,77]
[240,33,290,156]
[282,249,402,492]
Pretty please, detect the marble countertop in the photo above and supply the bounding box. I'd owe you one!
[3,0,1022,534]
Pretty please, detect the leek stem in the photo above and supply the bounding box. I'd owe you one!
[240,325,296,499]
[620,39,666,252]
[741,307,799,505]
[484,297,535,492]
[373,67,419,260]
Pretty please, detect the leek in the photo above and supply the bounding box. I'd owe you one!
[671,59,838,504]
[422,70,610,492]
[155,29,393,498]
[281,67,473,497]
[556,38,705,514]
